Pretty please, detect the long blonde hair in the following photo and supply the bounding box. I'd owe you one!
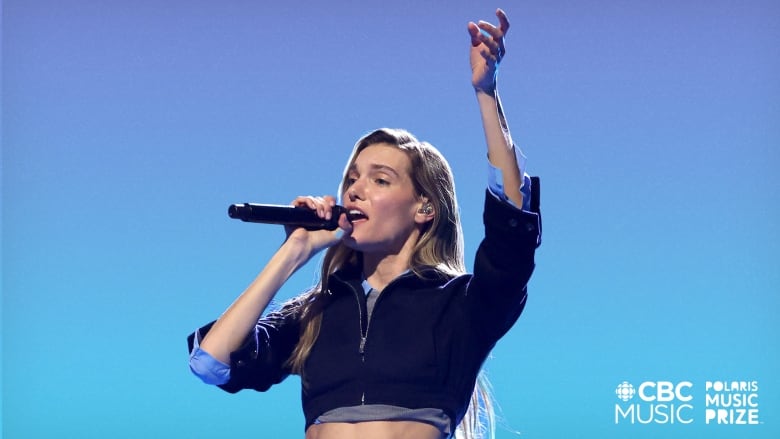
[285,128,494,439]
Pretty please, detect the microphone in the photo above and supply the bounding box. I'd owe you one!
[228,203,349,230]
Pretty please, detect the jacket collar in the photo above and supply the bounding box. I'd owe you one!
[328,263,455,296]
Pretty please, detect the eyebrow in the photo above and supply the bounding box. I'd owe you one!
[348,163,401,178]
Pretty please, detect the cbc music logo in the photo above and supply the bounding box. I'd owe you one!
[614,381,694,425]
[614,380,761,425]
[615,381,635,402]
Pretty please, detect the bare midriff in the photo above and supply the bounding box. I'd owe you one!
[305,420,445,439]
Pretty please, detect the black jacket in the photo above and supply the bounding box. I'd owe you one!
[188,185,542,432]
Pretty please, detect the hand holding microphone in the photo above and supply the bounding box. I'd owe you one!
[229,195,354,255]
[229,193,354,240]
[228,203,349,230]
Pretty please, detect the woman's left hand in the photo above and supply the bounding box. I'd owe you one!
[467,8,510,94]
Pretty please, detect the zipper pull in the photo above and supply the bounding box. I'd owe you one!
[359,336,366,355]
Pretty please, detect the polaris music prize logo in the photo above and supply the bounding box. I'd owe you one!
[614,380,761,426]
[705,380,760,425]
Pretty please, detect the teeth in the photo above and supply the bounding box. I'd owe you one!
[347,209,367,220]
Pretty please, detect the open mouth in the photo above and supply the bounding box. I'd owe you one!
[347,209,368,222]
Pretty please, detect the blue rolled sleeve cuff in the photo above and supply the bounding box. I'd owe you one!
[189,329,231,385]
[487,145,532,211]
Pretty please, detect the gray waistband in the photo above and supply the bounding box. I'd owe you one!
[315,404,451,434]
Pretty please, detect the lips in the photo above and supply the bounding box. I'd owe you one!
[347,208,368,222]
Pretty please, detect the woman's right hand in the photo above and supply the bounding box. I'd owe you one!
[200,195,350,363]
[284,195,353,258]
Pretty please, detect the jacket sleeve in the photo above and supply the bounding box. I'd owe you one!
[186,302,302,393]
[468,177,542,339]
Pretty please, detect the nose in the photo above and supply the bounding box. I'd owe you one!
[347,178,365,202]
[347,187,361,202]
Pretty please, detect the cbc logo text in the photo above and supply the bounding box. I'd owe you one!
[614,379,761,426]
[614,381,693,424]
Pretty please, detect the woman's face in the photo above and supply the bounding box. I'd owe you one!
[341,143,426,255]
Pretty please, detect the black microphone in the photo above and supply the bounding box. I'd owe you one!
[228,203,349,230]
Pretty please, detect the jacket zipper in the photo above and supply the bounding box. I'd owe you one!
[347,282,368,405]
[349,283,368,360]
[349,273,410,405]
[360,308,373,362]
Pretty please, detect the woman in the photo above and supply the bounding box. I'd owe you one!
[188,9,541,439]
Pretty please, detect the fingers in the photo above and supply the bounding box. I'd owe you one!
[291,195,338,220]
[468,9,509,60]
[478,9,510,37]
[334,212,353,240]
[496,8,510,35]
[477,21,504,56]
[288,195,351,246]
[467,22,481,47]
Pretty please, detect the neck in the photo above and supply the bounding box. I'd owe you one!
[362,251,410,292]
[359,226,422,291]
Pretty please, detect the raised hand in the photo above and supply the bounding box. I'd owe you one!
[467,8,510,94]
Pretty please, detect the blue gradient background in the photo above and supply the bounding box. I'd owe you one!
[3,1,778,438]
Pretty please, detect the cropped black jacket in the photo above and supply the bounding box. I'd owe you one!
[188,183,542,433]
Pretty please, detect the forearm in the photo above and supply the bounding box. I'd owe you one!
[476,89,524,207]
[199,238,311,364]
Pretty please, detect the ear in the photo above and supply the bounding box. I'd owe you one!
[415,199,435,224]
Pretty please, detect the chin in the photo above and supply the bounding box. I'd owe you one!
[342,235,384,254]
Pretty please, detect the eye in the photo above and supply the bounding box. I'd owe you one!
[345,176,357,186]
[374,178,390,186]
